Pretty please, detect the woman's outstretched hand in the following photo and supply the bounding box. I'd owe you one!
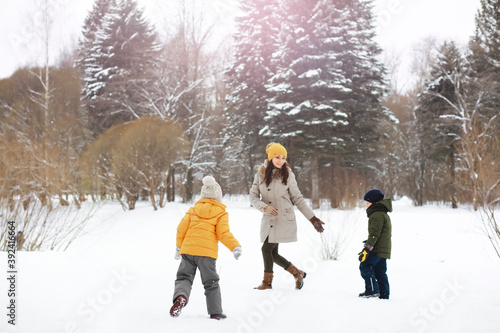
[310,216,325,233]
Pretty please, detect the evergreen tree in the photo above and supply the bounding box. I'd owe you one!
[469,0,500,75]
[469,0,500,121]
[335,0,388,164]
[414,41,465,206]
[76,0,115,134]
[77,0,161,136]
[264,0,388,161]
[76,0,113,82]
[264,0,350,159]
[263,0,388,206]
[224,0,282,186]
[224,0,389,204]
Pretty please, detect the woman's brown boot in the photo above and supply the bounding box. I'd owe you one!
[254,272,273,290]
[286,264,307,289]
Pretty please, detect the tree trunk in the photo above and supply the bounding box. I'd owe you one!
[127,194,137,210]
[247,149,256,193]
[167,166,175,202]
[329,156,340,209]
[159,173,167,208]
[73,195,81,209]
[149,190,158,211]
[416,146,426,206]
[311,155,319,209]
[449,149,457,208]
[42,0,51,208]
[183,168,194,203]
[59,194,69,206]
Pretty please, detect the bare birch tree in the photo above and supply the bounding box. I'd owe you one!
[148,0,226,202]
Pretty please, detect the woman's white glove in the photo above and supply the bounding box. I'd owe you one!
[233,246,242,260]
[174,247,181,260]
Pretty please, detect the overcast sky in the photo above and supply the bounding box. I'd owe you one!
[0,0,482,85]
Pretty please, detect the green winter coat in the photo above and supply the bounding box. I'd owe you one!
[365,199,392,259]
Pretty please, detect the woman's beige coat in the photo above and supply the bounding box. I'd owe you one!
[249,163,315,243]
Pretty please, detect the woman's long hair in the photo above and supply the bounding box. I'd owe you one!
[264,160,289,187]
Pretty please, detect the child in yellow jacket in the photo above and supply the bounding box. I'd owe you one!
[170,176,242,320]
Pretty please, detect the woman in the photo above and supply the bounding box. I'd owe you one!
[249,142,325,290]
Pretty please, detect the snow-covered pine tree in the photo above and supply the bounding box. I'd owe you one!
[263,0,350,207]
[414,41,465,206]
[330,0,388,167]
[76,0,113,86]
[78,0,161,136]
[264,0,350,156]
[468,0,500,120]
[224,0,282,188]
[263,0,388,207]
[319,0,389,207]
[76,0,115,134]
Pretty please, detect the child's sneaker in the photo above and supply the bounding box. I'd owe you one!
[170,295,187,318]
[358,292,380,298]
[210,314,227,320]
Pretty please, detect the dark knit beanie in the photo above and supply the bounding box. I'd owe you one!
[363,189,384,203]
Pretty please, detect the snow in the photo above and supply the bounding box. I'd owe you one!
[335,110,348,118]
[298,69,321,79]
[266,83,291,93]
[316,104,333,110]
[1,197,499,333]
[288,101,312,116]
[269,102,294,112]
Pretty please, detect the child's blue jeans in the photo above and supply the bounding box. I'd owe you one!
[359,252,390,299]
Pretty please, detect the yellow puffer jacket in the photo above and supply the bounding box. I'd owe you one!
[176,198,240,260]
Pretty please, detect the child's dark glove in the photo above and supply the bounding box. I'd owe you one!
[358,249,369,262]
[358,243,373,262]
[310,216,325,233]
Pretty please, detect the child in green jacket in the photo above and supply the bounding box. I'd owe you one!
[358,189,392,299]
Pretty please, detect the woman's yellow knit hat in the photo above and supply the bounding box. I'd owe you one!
[266,143,287,161]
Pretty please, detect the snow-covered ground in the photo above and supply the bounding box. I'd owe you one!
[1,196,499,333]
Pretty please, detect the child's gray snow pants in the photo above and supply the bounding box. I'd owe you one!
[173,254,222,315]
